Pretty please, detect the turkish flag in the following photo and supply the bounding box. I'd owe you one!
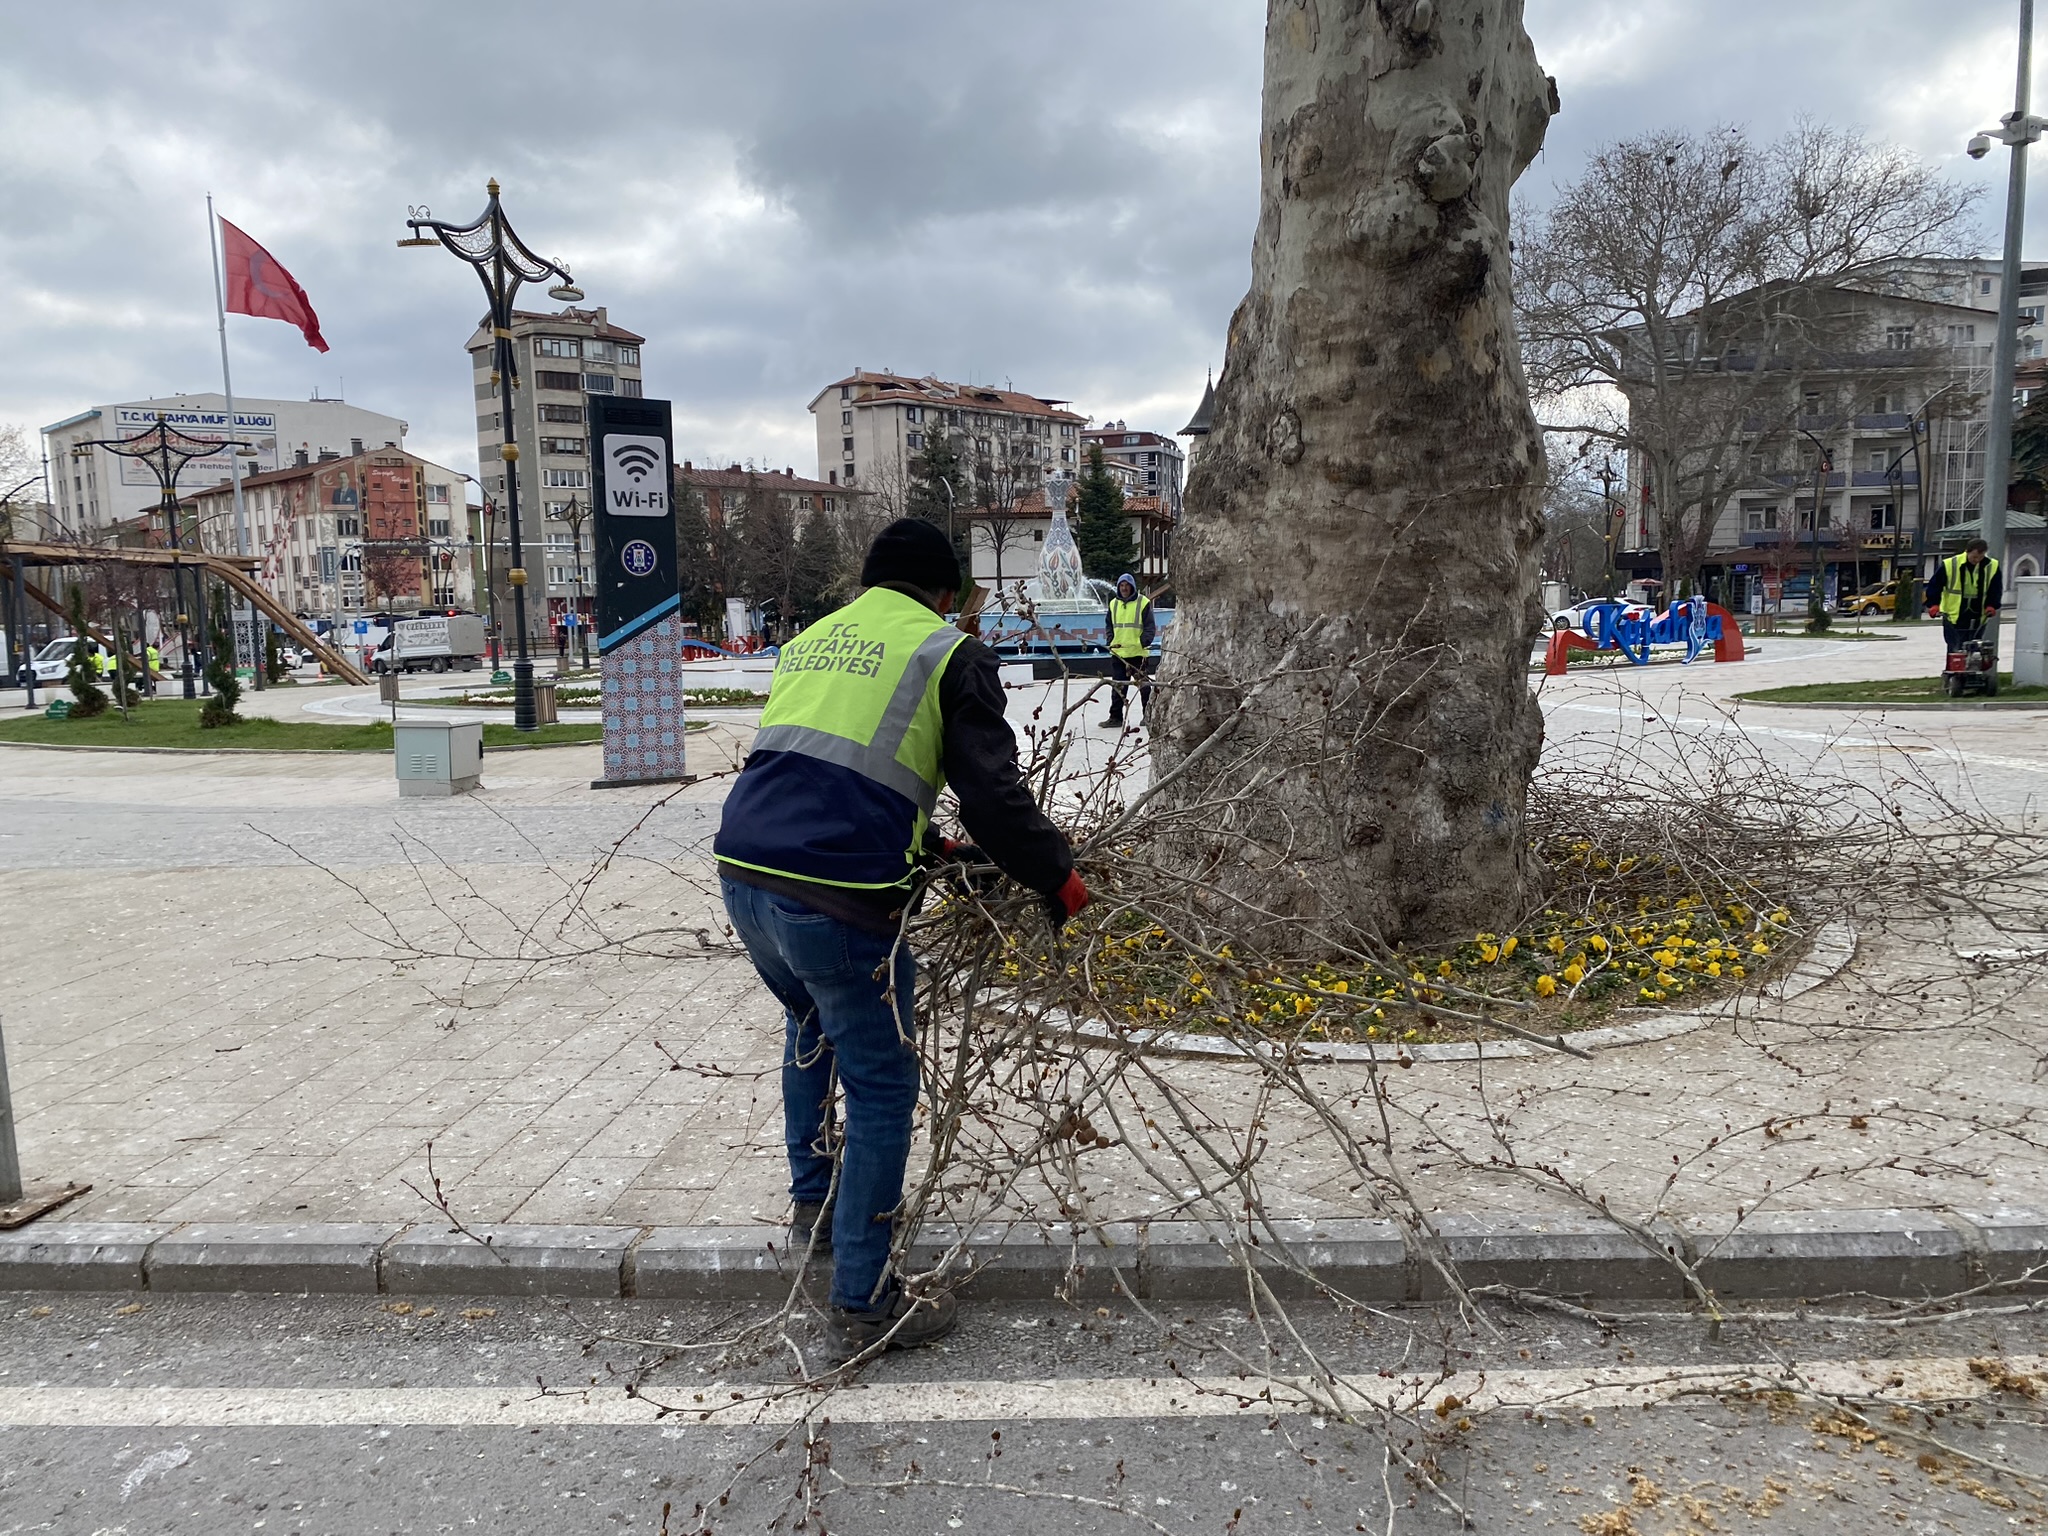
[220,217,329,353]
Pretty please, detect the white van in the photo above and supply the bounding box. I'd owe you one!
[28,637,107,684]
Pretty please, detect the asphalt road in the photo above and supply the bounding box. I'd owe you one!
[3,1289,2045,1534]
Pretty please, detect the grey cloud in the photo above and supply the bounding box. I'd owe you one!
[0,0,2030,485]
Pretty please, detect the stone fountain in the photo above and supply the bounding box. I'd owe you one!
[1026,472,1114,613]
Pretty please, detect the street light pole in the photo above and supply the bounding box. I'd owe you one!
[558,494,591,672]
[1795,426,1834,623]
[1,474,44,705]
[1969,0,2044,571]
[71,416,250,701]
[401,181,583,732]
[1595,456,1622,598]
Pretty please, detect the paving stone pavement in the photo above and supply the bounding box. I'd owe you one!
[3,636,2046,1237]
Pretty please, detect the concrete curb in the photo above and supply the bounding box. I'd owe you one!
[0,736,599,757]
[1731,697,2048,712]
[1039,919,1857,1066]
[2,1205,2036,1304]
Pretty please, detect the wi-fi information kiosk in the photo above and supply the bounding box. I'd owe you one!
[588,393,691,788]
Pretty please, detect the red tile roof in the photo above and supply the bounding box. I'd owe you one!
[676,464,860,497]
[809,370,1084,423]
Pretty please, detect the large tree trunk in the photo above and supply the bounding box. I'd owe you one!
[1152,0,1557,948]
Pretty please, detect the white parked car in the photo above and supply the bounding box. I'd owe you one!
[1549,599,1613,634]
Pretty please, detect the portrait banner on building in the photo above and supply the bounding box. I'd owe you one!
[588,393,688,789]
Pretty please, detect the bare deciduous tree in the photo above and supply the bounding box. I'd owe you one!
[968,435,1039,601]
[1514,122,1980,590]
[1154,0,1558,947]
[360,546,420,608]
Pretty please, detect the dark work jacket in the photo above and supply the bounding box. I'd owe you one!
[717,632,1073,934]
[1924,558,2004,622]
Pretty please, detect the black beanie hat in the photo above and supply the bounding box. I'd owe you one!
[861,518,961,596]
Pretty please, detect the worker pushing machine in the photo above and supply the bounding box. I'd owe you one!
[714,519,1091,1359]
[1925,538,2003,697]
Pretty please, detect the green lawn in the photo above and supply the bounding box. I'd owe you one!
[1736,673,2048,705]
[0,698,603,751]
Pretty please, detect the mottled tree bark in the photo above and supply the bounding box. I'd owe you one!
[1153,0,1557,947]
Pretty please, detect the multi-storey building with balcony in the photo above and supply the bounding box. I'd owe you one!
[43,393,406,543]
[187,446,473,620]
[1616,258,2048,610]
[807,370,1085,498]
[468,306,644,639]
[1080,421,1185,517]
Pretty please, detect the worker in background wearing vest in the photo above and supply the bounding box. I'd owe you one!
[1101,573,1156,730]
[715,519,1090,1359]
[1924,538,2002,651]
[144,641,163,696]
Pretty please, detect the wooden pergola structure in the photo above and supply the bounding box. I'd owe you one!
[0,541,368,685]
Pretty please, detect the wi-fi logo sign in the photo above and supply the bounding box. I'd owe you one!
[611,441,661,483]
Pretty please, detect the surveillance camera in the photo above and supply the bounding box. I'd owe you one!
[1968,134,1994,160]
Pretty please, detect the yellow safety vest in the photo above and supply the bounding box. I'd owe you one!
[1108,594,1149,660]
[716,586,968,891]
[1938,554,1999,623]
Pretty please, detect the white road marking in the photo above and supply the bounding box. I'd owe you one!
[0,1354,2035,1430]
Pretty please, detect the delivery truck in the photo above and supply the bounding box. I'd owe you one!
[371,614,486,675]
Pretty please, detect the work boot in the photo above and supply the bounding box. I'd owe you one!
[1099,714,1125,729]
[789,1200,834,1254]
[828,1287,958,1360]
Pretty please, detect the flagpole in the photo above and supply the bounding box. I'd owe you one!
[208,194,263,690]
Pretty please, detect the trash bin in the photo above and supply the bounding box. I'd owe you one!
[393,719,483,798]
[533,678,558,725]
[378,671,401,705]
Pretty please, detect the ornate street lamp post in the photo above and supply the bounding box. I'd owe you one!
[1,473,45,705]
[70,415,250,700]
[400,180,582,732]
[554,493,592,672]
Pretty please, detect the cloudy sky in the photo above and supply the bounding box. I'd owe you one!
[0,1,2033,488]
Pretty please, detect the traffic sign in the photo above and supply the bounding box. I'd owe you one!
[353,619,369,636]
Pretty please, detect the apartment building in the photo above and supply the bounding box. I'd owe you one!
[468,305,645,631]
[42,393,406,542]
[807,370,1086,496]
[677,462,862,525]
[187,446,473,618]
[1616,258,2048,607]
[1081,421,1185,515]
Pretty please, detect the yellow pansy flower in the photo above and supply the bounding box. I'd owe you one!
[1534,974,1558,997]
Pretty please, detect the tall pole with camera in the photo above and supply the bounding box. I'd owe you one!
[1967,0,2043,573]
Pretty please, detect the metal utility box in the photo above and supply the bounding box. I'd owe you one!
[2013,576,2048,688]
[393,719,482,798]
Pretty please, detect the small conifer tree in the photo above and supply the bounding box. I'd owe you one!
[199,583,242,728]
[63,584,108,718]
[1074,444,1134,581]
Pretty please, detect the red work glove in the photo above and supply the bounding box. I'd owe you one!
[1044,869,1091,926]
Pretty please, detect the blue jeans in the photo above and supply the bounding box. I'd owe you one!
[720,878,919,1312]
